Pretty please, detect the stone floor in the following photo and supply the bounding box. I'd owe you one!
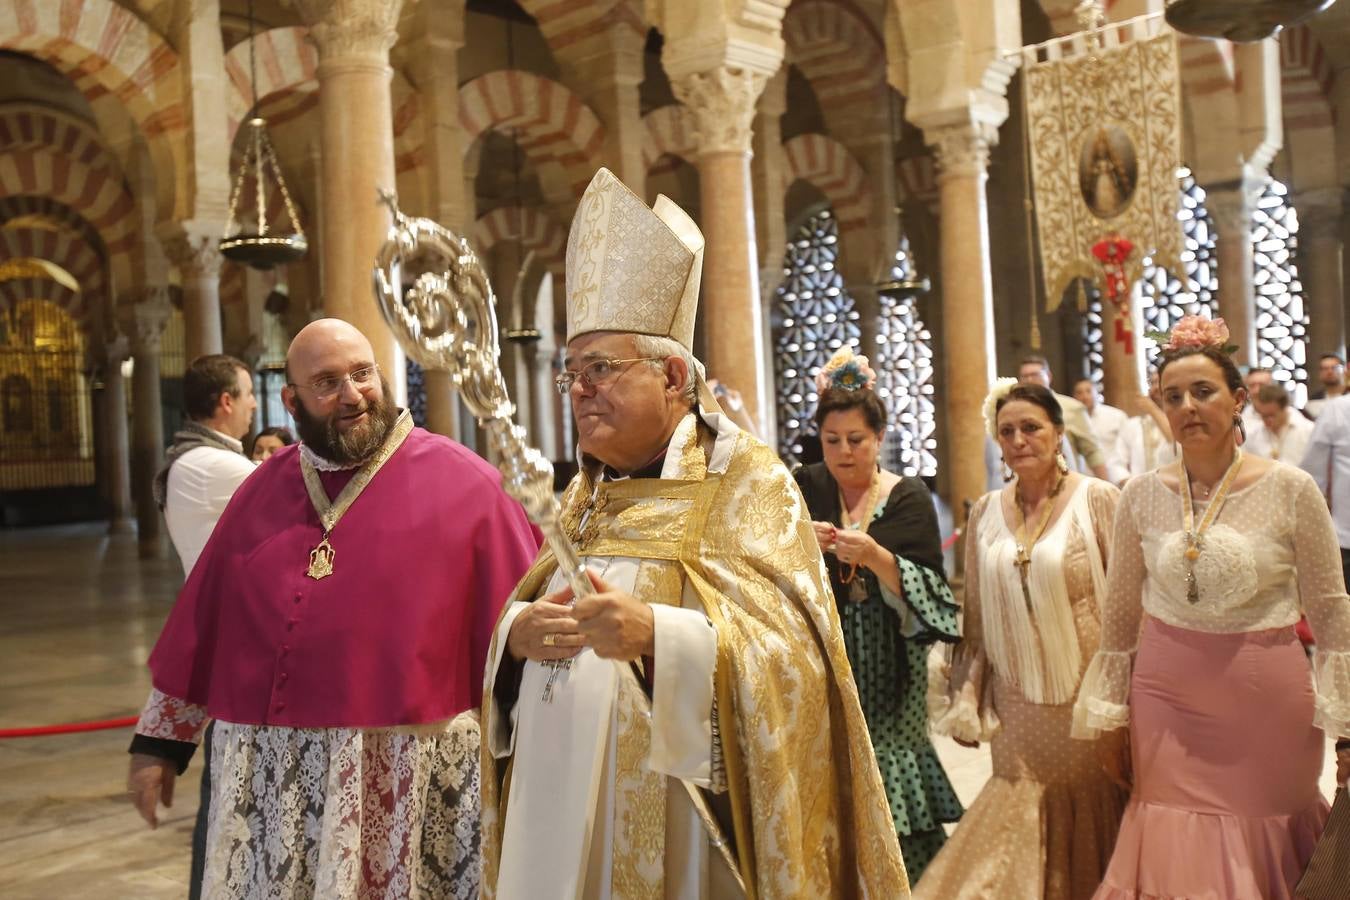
[0,523,1339,898]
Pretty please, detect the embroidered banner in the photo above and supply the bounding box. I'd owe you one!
[1025,30,1184,315]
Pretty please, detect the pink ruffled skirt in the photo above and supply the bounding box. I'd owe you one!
[1095,617,1329,899]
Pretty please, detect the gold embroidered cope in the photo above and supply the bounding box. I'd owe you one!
[480,416,908,898]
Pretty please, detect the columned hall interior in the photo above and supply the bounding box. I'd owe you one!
[1,0,1349,896]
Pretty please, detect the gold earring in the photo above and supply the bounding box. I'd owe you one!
[1001,459,1014,482]
[1055,450,1070,475]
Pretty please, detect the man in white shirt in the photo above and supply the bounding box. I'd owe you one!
[1305,354,1346,420]
[1018,355,1110,479]
[154,354,258,576]
[1301,394,1350,590]
[150,353,258,900]
[1247,383,1314,466]
[1241,366,1274,437]
[1073,377,1129,481]
[1113,369,1177,481]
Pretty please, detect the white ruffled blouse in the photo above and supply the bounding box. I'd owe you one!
[1074,462,1350,739]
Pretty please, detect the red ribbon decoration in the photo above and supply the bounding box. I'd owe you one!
[1092,236,1136,354]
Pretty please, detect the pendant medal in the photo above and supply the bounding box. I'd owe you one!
[307,536,335,580]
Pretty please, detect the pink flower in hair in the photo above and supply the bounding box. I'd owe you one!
[814,348,877,394]
[1147,315,1233,353]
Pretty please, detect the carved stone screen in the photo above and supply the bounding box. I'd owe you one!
[1137,168,1218,356]
[875,236,938,477]
[1251,178,1309,406]
[771,209,860,467]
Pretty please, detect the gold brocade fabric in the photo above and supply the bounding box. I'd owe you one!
[480,416,908,898]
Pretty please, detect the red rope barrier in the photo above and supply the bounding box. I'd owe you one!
[941,530,961,551]
[0,715,138,739]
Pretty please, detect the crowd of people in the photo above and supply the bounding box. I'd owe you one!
[120,165,1350,899]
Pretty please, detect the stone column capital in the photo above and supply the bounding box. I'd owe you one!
[119,289,173,355]
[1204,177,1265,236]
[671,66,769,157]
[104,334,131,367]
[286,0,404,61]
[925,122,998,183]
[1293,188,1345,240]
[164,228,225,279]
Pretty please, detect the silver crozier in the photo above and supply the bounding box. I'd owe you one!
[372,191,588,702]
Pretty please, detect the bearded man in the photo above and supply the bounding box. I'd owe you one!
[125,318,539,899]
[480,169,907,898]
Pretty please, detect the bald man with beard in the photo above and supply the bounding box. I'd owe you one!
[125,319,540,899]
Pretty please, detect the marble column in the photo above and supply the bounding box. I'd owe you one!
[164,228,224,362]
[752,70,788,298]
[290,0,407,404]
[672,66,770,434]
[123,292,172,556]
[1207,180,1262,367]
[1295,188,1346,361]
[408,2,465,440]
[928,122,998,523]
[102,336,135,535]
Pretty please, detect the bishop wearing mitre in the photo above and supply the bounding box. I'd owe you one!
[480,168,908,898]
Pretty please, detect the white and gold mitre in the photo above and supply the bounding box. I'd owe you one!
[564,167,704,350]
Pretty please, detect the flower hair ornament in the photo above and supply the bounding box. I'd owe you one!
[1145,315,1238,355]
[814,348,878,395]
[982,377,1021,440]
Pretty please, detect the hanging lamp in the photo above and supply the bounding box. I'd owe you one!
[1163,0,1337,42]
[220,0,308,269]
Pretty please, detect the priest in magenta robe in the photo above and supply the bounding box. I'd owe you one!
[126,318,540,900]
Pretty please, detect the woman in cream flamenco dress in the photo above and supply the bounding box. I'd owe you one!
[1075,317,1350,899]
[918,382,1128,900]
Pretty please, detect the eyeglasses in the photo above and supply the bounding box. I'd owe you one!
[554,357,663,395]
[289,364,380,400]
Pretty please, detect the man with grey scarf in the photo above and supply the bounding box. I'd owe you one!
[151,352,256,900]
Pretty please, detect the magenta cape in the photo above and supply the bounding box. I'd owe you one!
[147,427,540,729]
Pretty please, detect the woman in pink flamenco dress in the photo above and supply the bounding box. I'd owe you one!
[1074,317,1350,899]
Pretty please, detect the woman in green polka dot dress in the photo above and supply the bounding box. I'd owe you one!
[794,349,963,882]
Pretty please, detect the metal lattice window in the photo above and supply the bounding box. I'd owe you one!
[406,358,428,428]
[771,210,860,466]
[1137,168,1218,355]
[1076,282,1106,385]
[875,236,938,477]
[1252,179,1309,406]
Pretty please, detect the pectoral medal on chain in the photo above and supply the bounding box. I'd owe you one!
[1180,449,1244,605]
[308,535,336,580]
[298,411,412,582]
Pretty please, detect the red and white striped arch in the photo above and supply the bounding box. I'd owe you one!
[472,205,566,276]
[224,27,318,138]
[641,105,696,173]
[459,70,605,202]
[0,0,184,221]
[0,225,105,309]
[896,153,939,216]
[0,103,124,174]
[0,194,108,257]
[1280,25,1334,132]
[223,27,420,174]
[0,275,84,323]
[0,149,137,260]
[784,0,886,113]
[514,0,645,58]
[783,133,870,236]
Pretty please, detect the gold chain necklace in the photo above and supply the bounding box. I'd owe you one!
[1180,449,1244,604]
[299,411,413,579]
[837,471,881,584]
[1012,472,1066,611]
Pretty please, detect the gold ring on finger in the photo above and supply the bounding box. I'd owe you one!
[542,633,557,647]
